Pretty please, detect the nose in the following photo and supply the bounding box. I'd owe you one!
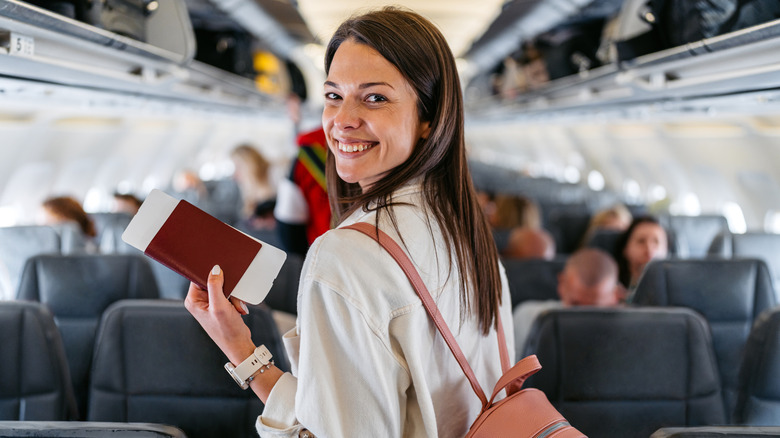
[331,101,361,130]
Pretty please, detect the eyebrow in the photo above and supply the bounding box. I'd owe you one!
[324,81,395,90]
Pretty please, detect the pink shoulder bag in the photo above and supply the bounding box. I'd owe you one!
[345,223,586,438]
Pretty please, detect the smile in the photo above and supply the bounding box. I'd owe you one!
[337,141,376,153]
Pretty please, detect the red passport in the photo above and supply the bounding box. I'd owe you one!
[122,189,286,304]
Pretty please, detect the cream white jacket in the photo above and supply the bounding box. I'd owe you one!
[256,183,514,437]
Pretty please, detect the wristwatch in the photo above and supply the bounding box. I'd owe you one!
[225,345,274,390]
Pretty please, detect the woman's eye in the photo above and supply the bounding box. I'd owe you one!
[325,92,341,100]
[366,94,387,103]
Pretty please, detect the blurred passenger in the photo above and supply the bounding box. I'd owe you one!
[112,192,143,215]
[230,144,275,220]
[492,194,541,230]
[491,194,541,254]
[41,195,97,253]
[579,203,632,248]
[503,227,556,260]
[615,215,669,291]
[513,248,620,356]
[274,127,331,257]
[172,169,208,205]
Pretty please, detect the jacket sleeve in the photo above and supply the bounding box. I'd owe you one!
[256,277,410,437]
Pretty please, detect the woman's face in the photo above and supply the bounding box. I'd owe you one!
[322,39,430,190]
[624,222,668,279]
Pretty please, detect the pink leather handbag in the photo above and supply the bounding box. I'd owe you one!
[345,223,586,438]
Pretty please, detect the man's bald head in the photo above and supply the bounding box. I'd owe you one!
[504,227,555,260]
[558,248,619,306]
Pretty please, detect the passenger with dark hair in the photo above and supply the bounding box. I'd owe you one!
[112,192,143,215]
[41,195,96,238]
[615,215,669,291]
[185,7,513,437]
[41,195,97,253]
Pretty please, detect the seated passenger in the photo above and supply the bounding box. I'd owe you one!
[40,195,97,253]
[615,215,669,292]
[184,8,514,436]
[513,248,620,356]
[231,144,276,221]
[112,192,143,215]
[490,194,544,257]
[579,203,632,248]
[504,227,556,260]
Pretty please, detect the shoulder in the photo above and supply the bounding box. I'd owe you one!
[301,223,422,320]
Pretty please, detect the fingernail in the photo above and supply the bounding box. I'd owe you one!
[211,265,221,276]
[240,301,248,314]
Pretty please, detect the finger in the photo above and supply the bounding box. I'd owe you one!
[184,281,206,312]
[230,297,249,315]
[207,265,227,306]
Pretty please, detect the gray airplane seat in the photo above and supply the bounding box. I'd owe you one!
[16,254,160,420]
[660,215,730,259]
[632,259,777,422]
[0,301,77,421]
[651,427,780,437]
[88,300,289,438]
[263,253,304,315]
[502,256,566,308]
[523,307,726,438]
[0,225,61,300]
[709,231,780,287]
[545,210,592,255]
[584,229,623,255]
[735,307,780,425]
[90,212,135,254]
[0,421,187,437]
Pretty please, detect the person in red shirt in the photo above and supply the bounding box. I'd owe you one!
[274,126,331,256]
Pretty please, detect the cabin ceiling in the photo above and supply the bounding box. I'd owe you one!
[182,0,615,74]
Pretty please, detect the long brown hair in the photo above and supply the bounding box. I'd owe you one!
[42,196,96,237]
[324,7,502,334]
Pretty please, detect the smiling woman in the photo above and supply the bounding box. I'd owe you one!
[184,6,513,438]
[322,39,430,189]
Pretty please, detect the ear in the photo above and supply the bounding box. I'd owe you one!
[419,121,432,140]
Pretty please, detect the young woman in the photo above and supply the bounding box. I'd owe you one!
[185,8,513,437]
[615,215,670,290]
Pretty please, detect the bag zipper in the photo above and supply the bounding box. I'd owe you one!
[535,421,571,438]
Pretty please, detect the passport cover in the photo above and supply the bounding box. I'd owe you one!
[122,189,286,304]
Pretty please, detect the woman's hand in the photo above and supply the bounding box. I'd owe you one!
[184,265,257,365]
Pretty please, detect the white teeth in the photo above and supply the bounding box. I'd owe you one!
[338,142,374,153]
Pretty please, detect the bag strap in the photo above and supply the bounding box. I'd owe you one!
[344,222,514,406]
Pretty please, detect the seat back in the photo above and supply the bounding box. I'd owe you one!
[0,301,77,420]
[584,229,622,255]
[651,426,780,437]
[502,257,566,308]
[544,208,591,255]
[0,225,61,300]
[0,421,187,437]
[735,307,780,425]
[263,253,303,315]
[709,231,780,286]
[632,259,777,421]
[16,254,159,419]
[523,307,726,438]
[90,212,135,254]
[88,300,289,438]
[660,215,729,258]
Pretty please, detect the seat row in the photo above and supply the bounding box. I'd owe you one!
[521,305,780,438]
[507,256,779,428]
[2,252,303,422]
[0,299,288,438]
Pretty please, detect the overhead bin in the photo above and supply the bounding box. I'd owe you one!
[0,0,275,111]
[469,17,780,117]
